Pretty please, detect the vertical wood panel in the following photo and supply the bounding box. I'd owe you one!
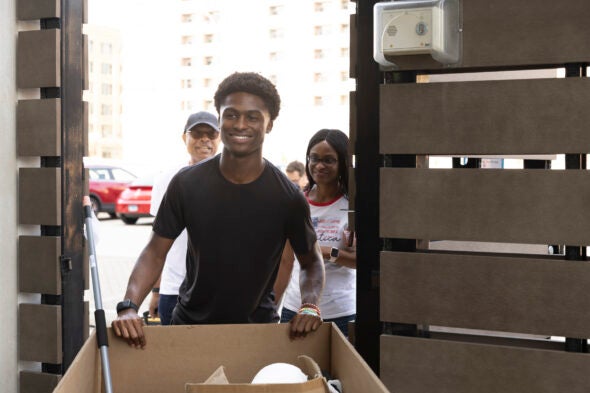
[349,13,357,78]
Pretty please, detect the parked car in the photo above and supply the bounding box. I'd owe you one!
[115,173,154,225]
[88,165,137,218]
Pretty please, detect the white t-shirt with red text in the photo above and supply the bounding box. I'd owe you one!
[282,194,356,319]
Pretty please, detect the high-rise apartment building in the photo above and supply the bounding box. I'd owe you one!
[174,0,354,164]
[84,24,123,159]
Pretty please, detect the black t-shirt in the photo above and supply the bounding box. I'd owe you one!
[152,155,317,324]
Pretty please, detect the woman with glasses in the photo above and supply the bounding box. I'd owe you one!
[276,129,356,336]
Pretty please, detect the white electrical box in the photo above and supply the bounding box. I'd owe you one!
[374,0,462,68]
[381,7,433,56]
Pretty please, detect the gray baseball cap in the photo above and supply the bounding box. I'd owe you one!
[184,111,220,133]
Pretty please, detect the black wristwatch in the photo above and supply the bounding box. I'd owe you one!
[329,247,339,262]
[116,299,139,314]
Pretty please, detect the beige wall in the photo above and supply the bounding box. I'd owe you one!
[0,1,18,392]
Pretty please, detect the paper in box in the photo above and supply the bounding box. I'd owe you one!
[53,323,389,393]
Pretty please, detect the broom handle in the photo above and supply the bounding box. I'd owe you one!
[84,204,114,393]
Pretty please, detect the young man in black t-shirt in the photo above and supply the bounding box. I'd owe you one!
[112,72,325,348]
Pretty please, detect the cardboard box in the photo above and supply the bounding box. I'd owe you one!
[53,323,389,393]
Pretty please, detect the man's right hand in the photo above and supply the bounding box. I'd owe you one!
[111,310,146,349]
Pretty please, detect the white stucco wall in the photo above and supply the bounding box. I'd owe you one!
[0,1,18,392]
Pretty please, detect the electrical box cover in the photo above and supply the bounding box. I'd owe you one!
[374,0,462,68]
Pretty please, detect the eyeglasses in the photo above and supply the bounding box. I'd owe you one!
[185,129,219,140]
[308,155,338,166]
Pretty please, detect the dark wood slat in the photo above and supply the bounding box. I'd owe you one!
[380,78,590,155]
[19,168,61,226]
[17,99,61,157]
[381,251,590,337]
[19,236,61,294]
[349,13,357,78]
[19,304,62,363]
[20,371,61,393]
[381,168,590,245]
[381,335,590,393]
[17,0,59,20]
[383,0,590,70]
[17,30,60,88]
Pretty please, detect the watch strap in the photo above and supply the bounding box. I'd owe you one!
[329,247,339,262]
[116,299,139,314]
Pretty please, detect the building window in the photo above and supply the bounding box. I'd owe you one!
[270,75,278,84]
[314,96,323,106]
[269,29,283,39]
[340,95,348,105]
[204,34,213,43]
[314,2,324,12]
[203,78,211,87]
[314,26,323,36]
[204,56,213,65]
[181,14,193,23]
[340,23,349,33]
[341,0,348,9]
[101,63,112,74]
[340,71,348,81]
[203,11,220,23]
[340,47,349,58]
[100,42,112,55]
[182,58,192,66]
[100,104,112,116]
[101,84,112,95]
[269,5,282,15]
[203,100,213,110]
[314,49,324,59]
[181,79,193,89]
[182,35,193,45]
[269,52,277,61]
[314,72,325,82]
[101,125,112,137]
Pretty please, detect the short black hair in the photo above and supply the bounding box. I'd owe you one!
[214,72,281,121]
[305,129,350,197]
[286,160,305,176]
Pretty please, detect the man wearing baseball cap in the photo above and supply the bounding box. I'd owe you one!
[147,111,220,324]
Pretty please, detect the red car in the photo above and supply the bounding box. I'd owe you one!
[88,165,137,218]
[115,174,154,225]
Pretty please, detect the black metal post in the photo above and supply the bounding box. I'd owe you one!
[353,0,382,373]
[563,63,588,353]
[59,0,86,372]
